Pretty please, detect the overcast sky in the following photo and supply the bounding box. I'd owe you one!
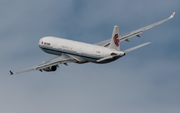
[0,0,180,113]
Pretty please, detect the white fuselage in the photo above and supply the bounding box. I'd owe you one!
[39,36,124,63]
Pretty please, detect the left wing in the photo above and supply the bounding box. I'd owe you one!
[95,12,175,47]
[10,54,76,75]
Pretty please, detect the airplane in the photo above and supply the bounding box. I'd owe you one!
[9,12,175,75]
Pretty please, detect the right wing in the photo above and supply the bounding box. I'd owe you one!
[95,12,175,47]
[10,54,76,75]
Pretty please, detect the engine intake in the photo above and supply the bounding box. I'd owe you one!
[43,66,57,72]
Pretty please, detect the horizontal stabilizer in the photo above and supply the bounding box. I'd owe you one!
[123,42,151,53]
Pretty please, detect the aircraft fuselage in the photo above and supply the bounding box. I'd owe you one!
[39,36,125,64]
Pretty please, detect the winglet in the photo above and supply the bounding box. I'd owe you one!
[170,12,175,18]
[9,70,14,75]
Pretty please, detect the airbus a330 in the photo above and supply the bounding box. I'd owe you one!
[10,12,175,75]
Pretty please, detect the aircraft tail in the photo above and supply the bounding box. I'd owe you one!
[108,26,120,51]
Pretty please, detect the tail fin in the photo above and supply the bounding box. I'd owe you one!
[108,26,120,51]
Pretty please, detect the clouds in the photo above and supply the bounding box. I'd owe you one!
[0,0,180,113]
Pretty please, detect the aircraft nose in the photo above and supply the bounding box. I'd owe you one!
[39,38,43,45]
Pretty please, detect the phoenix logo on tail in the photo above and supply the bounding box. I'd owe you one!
[113,34,119,47]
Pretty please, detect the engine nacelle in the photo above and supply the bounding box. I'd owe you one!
[43,66,57,72]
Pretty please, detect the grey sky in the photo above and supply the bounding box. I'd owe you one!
[0,0,180,113]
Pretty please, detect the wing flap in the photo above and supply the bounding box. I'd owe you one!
[119,31,143,42]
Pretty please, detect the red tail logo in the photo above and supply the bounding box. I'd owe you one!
[113,34,119,47]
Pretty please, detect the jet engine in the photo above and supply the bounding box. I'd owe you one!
[42,66,57,72]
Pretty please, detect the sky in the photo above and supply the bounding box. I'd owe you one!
[0,0,180,113]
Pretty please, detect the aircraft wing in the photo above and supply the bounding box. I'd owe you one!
[10,54,76,75]
[95,12,175,47]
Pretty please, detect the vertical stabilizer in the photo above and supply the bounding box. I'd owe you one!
[108,26,120,51]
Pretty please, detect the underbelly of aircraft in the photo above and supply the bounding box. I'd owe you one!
[40,46,120,64]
